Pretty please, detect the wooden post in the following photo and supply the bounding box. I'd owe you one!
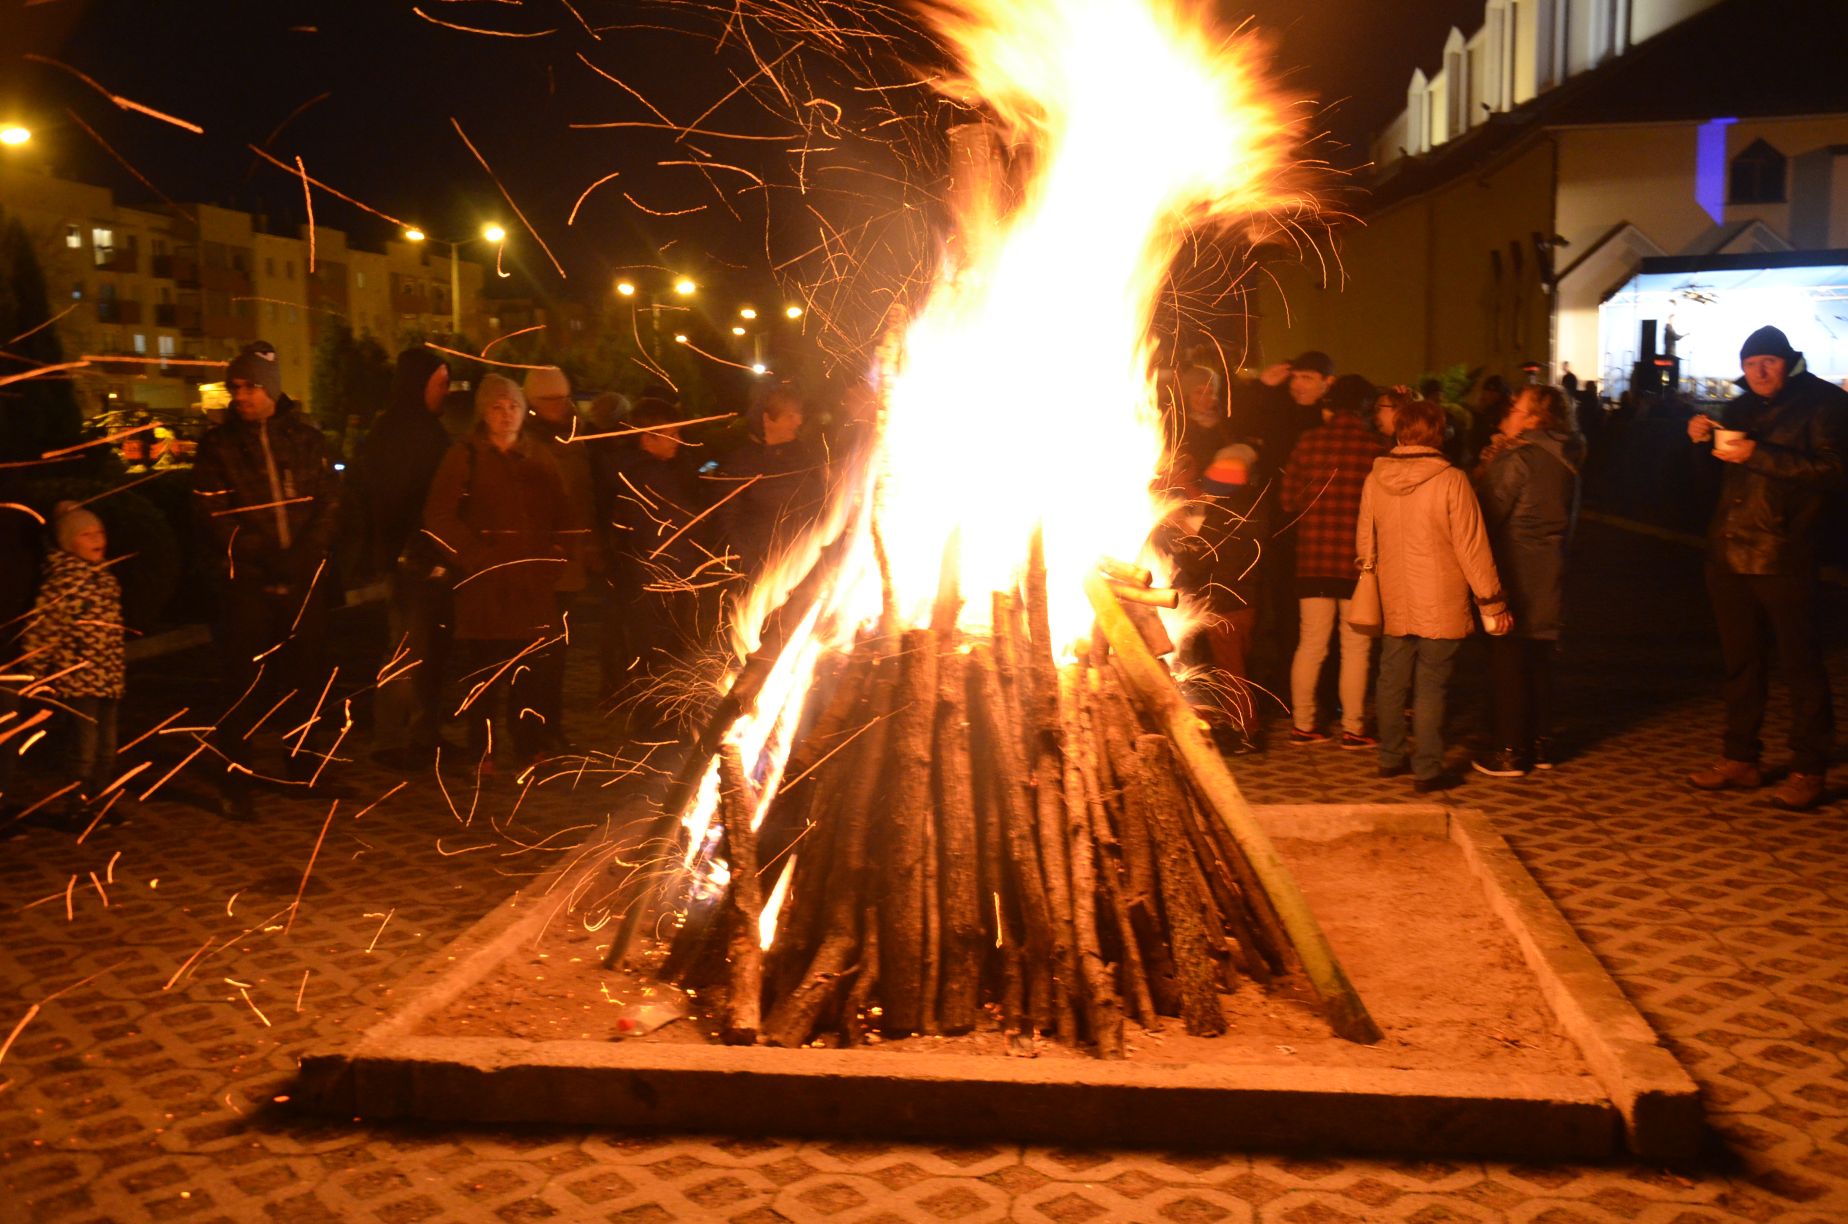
[1084,572,1383,1044]
[719,747,764,1045]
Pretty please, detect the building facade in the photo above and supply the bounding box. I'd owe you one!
[0,164,488,420]
[1254,0,1848,398]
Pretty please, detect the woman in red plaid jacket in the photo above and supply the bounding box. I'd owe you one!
[1280,375,1389,748]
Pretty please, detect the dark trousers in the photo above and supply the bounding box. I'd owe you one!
[608,590,700,734]
[1181,606,1259,731]
[456,638,549,761]
[371,571,454,752]
[530,590,590,745]
[212,577,332,781]
[65,696,120,799]
[1706,564,1834,774]
[1377,635,1460,781]
[1489,636,1556,755]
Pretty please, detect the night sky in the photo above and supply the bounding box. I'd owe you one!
[3,0,1481,316]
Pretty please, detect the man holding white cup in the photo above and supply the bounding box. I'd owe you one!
[1686,325,1848,811]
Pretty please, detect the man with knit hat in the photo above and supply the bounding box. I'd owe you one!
[1686,324,1847,811]
[192,339,342,816]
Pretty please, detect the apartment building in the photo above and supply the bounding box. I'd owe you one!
[0,163,488,419]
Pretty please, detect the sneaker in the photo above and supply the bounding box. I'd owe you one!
[1339,730,1379,751]
[1770,773,1825,812]
[1687,758,1763,791]
[1412,771,1463,794]
[1471,749,1530,779]
[1532,737,1555,770]
[1288,727,1331,746]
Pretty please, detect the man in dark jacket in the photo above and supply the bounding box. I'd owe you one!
[353,347,452,766]
[192,341,341,816]
[1686,325,1847,811]
[603,398,709,731]
[715,386,826,582]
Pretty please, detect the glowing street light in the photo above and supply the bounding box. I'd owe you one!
[674,277,697,297]
[615,280,636,297]
[673,333,689,344]
[751,362,768,375]
[482,223,507,244]
[403,227,427,243]
[739,307,758,320]
[731,325,747,336]
[784,304,804,319]
[0,126,30,146]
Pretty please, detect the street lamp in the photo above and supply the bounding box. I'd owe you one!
[404,223,505,337]
[674,277,697,297]
[0,125,30,147]
[615,280,636,297]
[739,306,758,321]
[784,304,804,319]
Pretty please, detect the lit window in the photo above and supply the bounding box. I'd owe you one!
[133,333,146,354]
[65,225,81,249]
[157,335,175,356]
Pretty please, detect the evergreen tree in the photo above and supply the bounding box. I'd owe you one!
[0,203,83,464]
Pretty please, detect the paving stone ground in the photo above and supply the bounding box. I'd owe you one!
[2,519,1844,1223]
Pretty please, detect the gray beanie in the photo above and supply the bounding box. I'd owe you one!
[226,341,283,401]
[52,500,103,552]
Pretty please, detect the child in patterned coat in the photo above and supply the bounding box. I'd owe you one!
[24,503,126,817]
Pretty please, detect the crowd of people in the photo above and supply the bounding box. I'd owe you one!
[1152,324,1843,809]
[2,319,1841,828]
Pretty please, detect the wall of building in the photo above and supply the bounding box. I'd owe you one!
[1253,138,1556,384]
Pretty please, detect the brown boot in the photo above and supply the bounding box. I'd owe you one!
[1770,773,1825,812]
[1688,758,1763,790]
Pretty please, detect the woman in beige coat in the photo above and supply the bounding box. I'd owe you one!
[1356,399,1511,791]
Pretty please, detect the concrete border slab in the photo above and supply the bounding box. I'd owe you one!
[298,803,1698,1160]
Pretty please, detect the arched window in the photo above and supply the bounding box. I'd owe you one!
[1729,139,1787,205]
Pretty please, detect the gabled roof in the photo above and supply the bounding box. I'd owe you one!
[1363,0,1848,216]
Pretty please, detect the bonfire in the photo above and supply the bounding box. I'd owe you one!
[599,0,1378,1055]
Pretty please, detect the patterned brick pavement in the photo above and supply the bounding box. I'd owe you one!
[2,519,1844,1223]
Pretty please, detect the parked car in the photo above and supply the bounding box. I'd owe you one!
[80,408,211,468]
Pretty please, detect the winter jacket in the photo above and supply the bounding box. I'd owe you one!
[523,414,600,593]
[714,434,827,578]
[604,443,710,593]
[1231,380,1321,471]
[350,350,454,578]
[1474,429,1580,640]
[1356,447,1506,640]
[1703,370,1848,575]
[1154,485,1271,616]
[23,550,125,699]
[1281,411,1388,584]
[421,431,572,641]
[192,400,340,587]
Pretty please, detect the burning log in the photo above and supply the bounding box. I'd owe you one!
[934,650,984,1034]
[876,629,937,1034]
[718,747,763,1046]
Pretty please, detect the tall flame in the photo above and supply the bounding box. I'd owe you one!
[876,0,1303,642]
[679,0,1304,916]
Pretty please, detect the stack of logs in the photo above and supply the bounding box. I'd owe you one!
[665,554,1301,1056]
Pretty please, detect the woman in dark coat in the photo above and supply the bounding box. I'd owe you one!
[422,375,572,768]
[1471,384,1582,777]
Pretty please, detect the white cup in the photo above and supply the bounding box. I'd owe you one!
[1713,428,1746,453]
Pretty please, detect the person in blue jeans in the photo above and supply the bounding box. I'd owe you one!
[1355,400,1512,792]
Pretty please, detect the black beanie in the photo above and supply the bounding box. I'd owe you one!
[226,341,282,401]
[389,346,449,413]
[1739,325,1800,366]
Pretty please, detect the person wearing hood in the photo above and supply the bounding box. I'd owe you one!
[1357,398,1512,793]
[1155,444,1273,754]
[522,366,599,753]
[191,340,341,817]
[1685,325,1848,811]
[352,347,453,767]
[1471,384,1582,778]
[22,503,126,826]
[1281,372,1389,748]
